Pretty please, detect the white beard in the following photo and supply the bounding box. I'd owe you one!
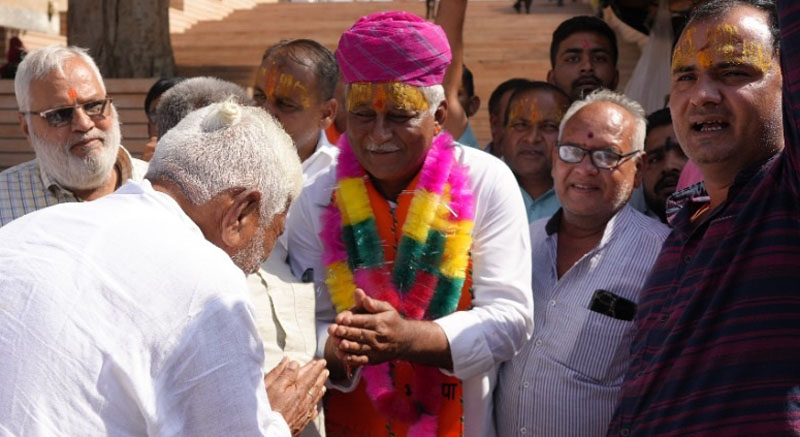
[232,224,266,275]
[30,110,122,191]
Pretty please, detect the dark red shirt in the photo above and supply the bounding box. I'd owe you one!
[608,2,800,435]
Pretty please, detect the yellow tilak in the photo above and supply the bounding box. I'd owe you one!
[326,261,356,313]
[347,82,429,112]
[338,177,373,225]
[403,190,441,243]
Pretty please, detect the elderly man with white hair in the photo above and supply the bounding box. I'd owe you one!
[495,89,669,437]
[0,100,328,436]
[0,45,147,227]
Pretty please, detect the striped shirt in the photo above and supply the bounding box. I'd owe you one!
[0,147,147,227]
[496,205,668,437]
[607,3,800,435]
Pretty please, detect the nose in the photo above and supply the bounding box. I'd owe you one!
[371,114,393,144]
[665,148,688,171]
[689,74,722,107]
[579,54,594,74]
[71,105,95,132]
[574,151,600,175]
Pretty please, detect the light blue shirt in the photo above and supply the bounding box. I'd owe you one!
[457,123,479,148]
[521,187,560,223]
[495,205,669,437]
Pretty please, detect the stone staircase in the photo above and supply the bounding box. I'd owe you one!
[0,0,640,171]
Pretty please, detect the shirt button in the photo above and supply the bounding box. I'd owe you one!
[683,255,692,264]
[520,428,527,434]
[535,339,543,346]
[621,428,630,436]
[523,381,530,388]
[549,299,556,306]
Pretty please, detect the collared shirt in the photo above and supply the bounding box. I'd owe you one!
[457,122,480,148]
[0,146,147,227]
[521,186,560,223]
[0,180,289,436]
[496,206,668,437]
[286,143,534,437]
[608,4,800,435]
[247,243,323,437]
[302,130,339,188]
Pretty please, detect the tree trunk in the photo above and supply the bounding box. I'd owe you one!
[67,0,175,77]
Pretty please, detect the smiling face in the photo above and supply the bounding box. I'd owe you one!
[21,57,120,190]
[345,82,444,200]
[548,31,619,101]
[254,55,327,157]
[502,88,570,182]
[669,6,782,178]
[553,102,641,224]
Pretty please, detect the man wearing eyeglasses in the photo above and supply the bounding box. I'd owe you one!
[495,89,668,437]
[0,45,147,227]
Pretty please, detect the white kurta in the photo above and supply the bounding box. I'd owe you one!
[286,143,534,437]
[0,180,289,437]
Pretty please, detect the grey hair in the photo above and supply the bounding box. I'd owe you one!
[146,100,302,223]
[14,45,105,112]
[558,89,646,152]
[344,83,445,116]
[155,76,253,138]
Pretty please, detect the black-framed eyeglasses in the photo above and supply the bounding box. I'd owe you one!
[557,143,640,170]
[20,97,113,128]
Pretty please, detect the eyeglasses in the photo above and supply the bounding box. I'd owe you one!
[557,143,640,170]
[21,97,113,128]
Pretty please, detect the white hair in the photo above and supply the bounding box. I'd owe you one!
[14,45,105,112]
[146,100,302,224]
[558,89,647,152]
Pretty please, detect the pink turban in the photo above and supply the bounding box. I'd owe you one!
[336,11,452,87]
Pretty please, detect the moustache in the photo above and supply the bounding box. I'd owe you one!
[66,130,106,149]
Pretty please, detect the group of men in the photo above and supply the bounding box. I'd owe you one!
[1,0,799,436]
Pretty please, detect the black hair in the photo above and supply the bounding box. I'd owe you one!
[262,39,339,101]
[488,78,534,116]
[688,0,779,52]
[503,81,570,127]
[462,65,475,98]
[549,16,618,68]
[144,77,185,115]
[646,107,672,136]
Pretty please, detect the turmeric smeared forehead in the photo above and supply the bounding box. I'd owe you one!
[672,21,775,74]
[260,62,312,109]
[346,82,429,113]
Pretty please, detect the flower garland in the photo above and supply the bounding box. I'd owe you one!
[320,132,474,435]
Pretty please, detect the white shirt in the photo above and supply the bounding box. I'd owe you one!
[495,205,669,436]
[286,143,534,437]
[0,180,290,437]
[302,130,339,188]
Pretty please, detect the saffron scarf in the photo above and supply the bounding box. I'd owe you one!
[320,132,474,436]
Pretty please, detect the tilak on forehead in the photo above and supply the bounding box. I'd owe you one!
[346,82,429,112]
[260,61,311,109]
[68,88,78,103]
[672,23,774,73]
[507,96,564,126]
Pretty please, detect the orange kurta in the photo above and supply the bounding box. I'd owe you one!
[325,176,473,437]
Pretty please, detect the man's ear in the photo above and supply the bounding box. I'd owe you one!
[546,70,555,85]
[633,153,645,188]
[467,95,481,118]
[434,99,448,129]
[220,188,262,250]
[18,113,30,138]
[318,98,337,130]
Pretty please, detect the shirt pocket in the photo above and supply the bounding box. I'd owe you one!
[551,303,634,385]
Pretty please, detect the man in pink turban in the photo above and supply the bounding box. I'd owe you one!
[286,11,532,437]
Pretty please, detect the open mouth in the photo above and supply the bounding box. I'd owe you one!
[571,183,600,193]
[691,120,729,132]
[366,144,401,154]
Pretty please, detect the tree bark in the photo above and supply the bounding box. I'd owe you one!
[67,0,175,77]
